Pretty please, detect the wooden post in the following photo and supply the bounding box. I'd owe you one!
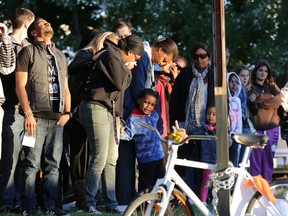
[213,0,230,215]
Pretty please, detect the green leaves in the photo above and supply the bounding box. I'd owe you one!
[1,0,286,85]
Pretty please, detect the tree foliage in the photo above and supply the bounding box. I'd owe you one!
[0,0,287,85]
[225,0,288,86]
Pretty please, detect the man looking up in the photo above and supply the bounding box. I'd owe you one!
[15,18,71,216]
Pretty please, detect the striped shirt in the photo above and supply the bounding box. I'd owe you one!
[0,34,15,104]
[0,35,16,74]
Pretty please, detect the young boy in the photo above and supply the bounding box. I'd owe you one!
[121,88,165,192]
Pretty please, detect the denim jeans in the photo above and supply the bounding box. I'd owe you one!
[0,108,23,209]
[79,101,119,209]
[19,118,64,211]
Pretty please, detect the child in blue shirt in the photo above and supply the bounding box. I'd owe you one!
[121,88,165,192]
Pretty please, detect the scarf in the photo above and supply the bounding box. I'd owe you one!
[184,65,208,134]
[206,124,216,132]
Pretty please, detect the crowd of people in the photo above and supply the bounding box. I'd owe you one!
[0,7,287,216]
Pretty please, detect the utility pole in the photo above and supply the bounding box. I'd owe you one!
[213,0,230,215]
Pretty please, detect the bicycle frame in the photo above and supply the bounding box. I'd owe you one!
[148,139,279,216]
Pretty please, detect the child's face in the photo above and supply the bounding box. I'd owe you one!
[138,95,157,115]
[206,106,216,125]
[229,75,239,93]
[239,69,250,86]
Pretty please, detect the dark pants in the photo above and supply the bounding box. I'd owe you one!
[64,117,89,208]
[116,140,136,204]
[66,117,89,181]
[138,158,166,193]
[229,140,240,166]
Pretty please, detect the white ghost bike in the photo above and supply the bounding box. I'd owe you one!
[124,122,288,216]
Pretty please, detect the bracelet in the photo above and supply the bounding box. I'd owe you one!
[24,109,32,114]
[64,112,73,119]
[24,113,34,118]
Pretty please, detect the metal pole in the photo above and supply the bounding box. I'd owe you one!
[213,0,230,215]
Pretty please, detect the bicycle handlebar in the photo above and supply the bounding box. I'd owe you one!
[138,121,216,145]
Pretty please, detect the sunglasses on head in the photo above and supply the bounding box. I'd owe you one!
[192,53,208,60]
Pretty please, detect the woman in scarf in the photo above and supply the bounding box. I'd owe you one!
[169,42,215,195]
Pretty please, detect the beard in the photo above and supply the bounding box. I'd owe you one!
[45,29,54,36]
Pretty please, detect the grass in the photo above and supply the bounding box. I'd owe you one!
[4,208,122,216]
[2,204,210,216]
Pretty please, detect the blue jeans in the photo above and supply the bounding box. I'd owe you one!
[0,108,23,209]
[20,118,64,211]
[79,101,119,209]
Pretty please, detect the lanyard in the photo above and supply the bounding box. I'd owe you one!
[112,100,118,145]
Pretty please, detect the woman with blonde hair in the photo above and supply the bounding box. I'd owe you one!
[82,31,119,59]
[67,31,119,209]
[79,34,144,214]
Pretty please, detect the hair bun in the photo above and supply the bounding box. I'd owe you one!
[154,35,166,43]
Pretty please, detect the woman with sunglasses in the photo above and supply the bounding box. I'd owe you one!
[169,42,215,196]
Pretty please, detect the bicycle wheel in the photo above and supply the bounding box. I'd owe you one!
[124,188,194,216]
[245,179,288,215]
[169,188,194,216]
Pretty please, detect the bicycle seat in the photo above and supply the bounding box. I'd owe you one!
[231,133,269,148]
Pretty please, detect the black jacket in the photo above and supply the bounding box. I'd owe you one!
[169,65,215,128]
[82,42,132,117]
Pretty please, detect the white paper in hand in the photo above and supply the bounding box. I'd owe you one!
[22,132,36,148]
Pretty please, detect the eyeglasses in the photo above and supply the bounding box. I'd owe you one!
[192,53,208,60]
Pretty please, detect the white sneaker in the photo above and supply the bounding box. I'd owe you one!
[86,207,102,215]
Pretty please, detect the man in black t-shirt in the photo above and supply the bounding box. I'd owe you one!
[15,18,71,216]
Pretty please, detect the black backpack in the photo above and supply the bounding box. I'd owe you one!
[68,49,105,111]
